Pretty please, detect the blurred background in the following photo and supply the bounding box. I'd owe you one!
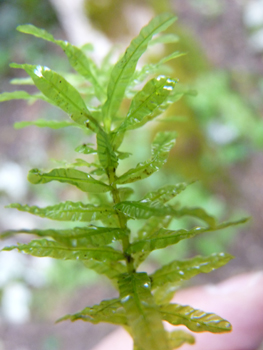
[1,0,263,349]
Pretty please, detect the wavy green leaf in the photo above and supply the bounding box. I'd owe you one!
[117,76,176,132]
[28,168,110,193]
[137,216,172,240]
[83,259,126,280]
[135,216,172,267]
[103,13,176,123]
[114,201,175,220]
[176,207,216,227]
[10,63,91,127]
[127,218,247,255]
[167,330,195,349]
[115,200,215,223]
[2,226,127,247]
[118,273,170,350]
[57,298,127,325]
[6,201,116,222]
[97,130,118,170]
[2,239,124,261]
[17,24,105,100]
[160,303,232,333]
[14,119,76,129]
[115,132,176,184]
[129,84,194,128]
[142,183,188,204]
[151,253,234,288]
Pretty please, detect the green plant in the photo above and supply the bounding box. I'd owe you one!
[0,13,247,350]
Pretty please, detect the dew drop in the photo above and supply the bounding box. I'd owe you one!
[179,270,184,275]
[156,75,165,81]
[163,85,173,91]
[143,282,149,288]
[121,295,130,303]
[34,65,43,78]
[71,239,77,247]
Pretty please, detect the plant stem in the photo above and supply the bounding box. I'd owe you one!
[108,167,135,273]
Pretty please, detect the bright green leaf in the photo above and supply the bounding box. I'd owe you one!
[14,119,76,129]
[28,168,110,193]
[149,34,179,46]
[0,91,46,102]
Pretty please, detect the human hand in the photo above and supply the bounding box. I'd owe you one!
[90,272,263,350]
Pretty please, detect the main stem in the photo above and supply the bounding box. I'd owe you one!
[108,167,135,274]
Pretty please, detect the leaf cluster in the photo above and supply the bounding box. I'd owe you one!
[0,14,247,350]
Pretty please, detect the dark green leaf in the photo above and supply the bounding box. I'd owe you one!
[28,168,110,193]
[160,303,232,333]
[117,76,176,132]
[6,201,116,222]
[151,253,234,288]
[118,273,170,350]
[119,187,135,201]
[57,298,127,325]
[115,132,176,184]
[96,130,118,170]
[103,13,176,123]
[2,239,124,261]
[75,144,97,154]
